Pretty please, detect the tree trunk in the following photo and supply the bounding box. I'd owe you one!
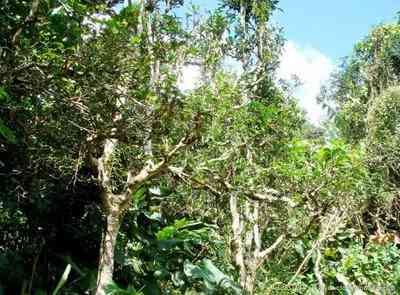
[95,209,122,295]
[243,270,256,294]
[229,192,285,294]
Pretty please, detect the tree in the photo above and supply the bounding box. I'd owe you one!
[43,2,204,293]
[2,0,204,293]
[313,18,400,294]
[366,86,400,187]
[0,1,111,293]
[166,1,305,292]
[319,22,400,143]
[4,2,400,295]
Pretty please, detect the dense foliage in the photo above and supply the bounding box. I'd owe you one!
[1,1,399,295]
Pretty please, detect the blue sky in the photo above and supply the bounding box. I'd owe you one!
[123,0,399,123]
[180,0,399,123]
[275,0,399,61]
[188,0,399,61]
[274,0,398,123]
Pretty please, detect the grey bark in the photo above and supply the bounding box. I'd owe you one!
[229,193,284,293]
[93,136,188,295]
[95,206,122,295]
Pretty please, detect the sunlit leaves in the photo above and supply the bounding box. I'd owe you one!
[321,22,400,143]
[366,87,400,183]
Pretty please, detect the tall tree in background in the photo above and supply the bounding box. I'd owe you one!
[317,20,400,282]
[319,23,400,142]
[319,22,400,188]
[366,87,400,188]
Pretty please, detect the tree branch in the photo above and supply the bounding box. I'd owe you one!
[168,166,223,197]
[314,248,326,295]
[125,136,187,195]
[230,193,246,282]
[12,0,40,47]
[257,234,285,262]
[98,139,118,192]
[289,210,343,285]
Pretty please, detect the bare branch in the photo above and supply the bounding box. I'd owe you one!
[166,136,186,158]
[230,193,246,283]
[250,191,296,207]
[168,166,222,197]
[68,120,93,134]
[314,248,326,295]
[125,136,188,194]
[289,210,344,285]
[258,234,285,262]
[12,0,40,47]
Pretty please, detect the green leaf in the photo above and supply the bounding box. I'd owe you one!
[156,226,176,240]
[0,87,9,103]
[0,118,16,143]
[105,282,143,295]
[184,259,241,294]
[52,264,71,295]
[133,187,146,207]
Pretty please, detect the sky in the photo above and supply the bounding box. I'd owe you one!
[274,0,399,124]
[124,0,399,124]
[275,0,399,61]
[184,0,399,123]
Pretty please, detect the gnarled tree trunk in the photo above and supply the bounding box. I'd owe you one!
[229,193,285,294]
[92,138,127,295]
[95,202,122,295]
[91,135,188,295]
[243,268,257,294]
[91,3,187,293]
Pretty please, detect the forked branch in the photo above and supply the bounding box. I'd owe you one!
[125,135,188,195]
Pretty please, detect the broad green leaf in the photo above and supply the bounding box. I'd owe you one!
[184,259,241,294]
[52,264,71,295]
[0,118,16,143]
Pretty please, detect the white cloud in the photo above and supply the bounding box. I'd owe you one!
[178,65,202,92]
[277,41,335,125]
[82,13,111,40]
[222,56,243,76]
[178,41,334,125]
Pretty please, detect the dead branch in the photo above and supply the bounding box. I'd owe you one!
[289,210,344,285]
